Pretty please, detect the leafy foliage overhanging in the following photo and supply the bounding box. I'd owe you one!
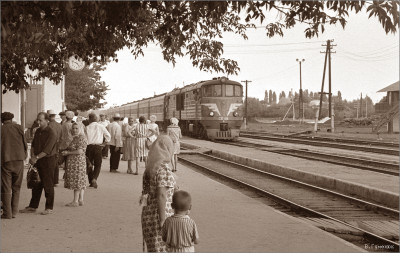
[2,1,399,93]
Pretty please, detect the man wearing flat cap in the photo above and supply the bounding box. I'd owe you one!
[1,112,28,219]
[47,110,62,186]
[59,111,67,125]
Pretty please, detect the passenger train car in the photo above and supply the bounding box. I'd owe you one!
[93,77,243,140]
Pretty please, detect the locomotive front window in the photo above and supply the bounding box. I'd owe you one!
[204,85,213,97]
[214,85,222,96]
[234,85,242,97]
[226,84,234,97]
[203,85,222,97]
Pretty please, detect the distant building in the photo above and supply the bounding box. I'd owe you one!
[2,74,65,131]
[375,81,399,133]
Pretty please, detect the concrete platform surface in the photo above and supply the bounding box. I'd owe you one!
[1,157,363,252]
[181,137,399,208]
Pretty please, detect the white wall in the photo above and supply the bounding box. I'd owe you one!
[43,76,65,114]
[1,90,21,124]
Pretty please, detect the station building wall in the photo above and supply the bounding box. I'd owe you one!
[1,75,65,130]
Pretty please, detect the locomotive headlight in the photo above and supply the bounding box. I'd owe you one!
[209,111,214,117]
[233,111,238,117]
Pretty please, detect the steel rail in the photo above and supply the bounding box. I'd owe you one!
[179,152,399,251]
[240,133,399,156]
[241,130,399,148]
[223,140,399,176]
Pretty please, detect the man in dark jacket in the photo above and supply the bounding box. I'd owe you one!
[1,112,28,219]
[47,110,62,186]
[20,112,57,215]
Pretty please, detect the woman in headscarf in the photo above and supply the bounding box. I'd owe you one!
[141,135,177,252]
[123,117,136,174]
[133,116,155,174]
[166,117,182,172]
[61,123,87,207]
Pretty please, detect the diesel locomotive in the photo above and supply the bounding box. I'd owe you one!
[93,77,243,140]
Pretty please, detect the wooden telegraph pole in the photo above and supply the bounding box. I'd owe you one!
[241,80,252,129]
[296,58,305,122]
[319,39,336,119]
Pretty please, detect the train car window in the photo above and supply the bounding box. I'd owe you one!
[214,85,222,97]
[226,84,234,97]
[234,85,242,97]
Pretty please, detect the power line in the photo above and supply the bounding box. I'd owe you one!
[223,40,325,47]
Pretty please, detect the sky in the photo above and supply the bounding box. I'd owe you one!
[100,7,399,108]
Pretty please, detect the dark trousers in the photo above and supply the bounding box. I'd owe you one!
[1,161,24,218]
[109,145,121,171]
[102,145,109,157]
[53,154,59,185]
[29,156,56,210]
[86,144,103,182]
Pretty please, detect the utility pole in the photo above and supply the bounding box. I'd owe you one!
[296,58,305,122]
[241,80,252,129]
[319,39,336,119]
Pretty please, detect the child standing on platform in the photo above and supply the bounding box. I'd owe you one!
[162,191,199,252]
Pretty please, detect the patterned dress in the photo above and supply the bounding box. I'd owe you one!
[142,163,176,252]
[64,135,87,190]
[167,125,182,155]
[122,124,136,160]
[135,123,149,158]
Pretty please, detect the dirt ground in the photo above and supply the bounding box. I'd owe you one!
[1,154,364,253]
[246,122,399,143]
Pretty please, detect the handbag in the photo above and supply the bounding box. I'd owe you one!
[145,137,153,149]
[27,164,41,189]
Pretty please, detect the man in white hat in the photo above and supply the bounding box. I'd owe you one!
[47,110,62,186]
[106,113,123,173]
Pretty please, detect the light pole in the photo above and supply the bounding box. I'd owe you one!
[296,58,305,122]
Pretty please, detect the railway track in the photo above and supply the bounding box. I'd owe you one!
[240,132,399,156]
[179,152,399,252]
[218,139,399,176]
[241,130,399,148]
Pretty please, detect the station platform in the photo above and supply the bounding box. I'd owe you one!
[1,157,363,252]
[180,137,399,208]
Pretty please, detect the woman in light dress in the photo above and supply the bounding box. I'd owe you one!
[123,117,136,174]
[61,123,87,207]
[134,116,155,175]
[166,117,182,172]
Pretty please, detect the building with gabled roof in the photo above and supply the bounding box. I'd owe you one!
[374,81,399,133]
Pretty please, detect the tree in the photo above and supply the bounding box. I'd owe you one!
[264,90,269,104]
[272,91,277,104]
[65,62,108,111]
[269,90,273,104]
[2,1,399,93]
[337,91,343,102]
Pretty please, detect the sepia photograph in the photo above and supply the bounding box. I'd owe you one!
[1,1,399,252]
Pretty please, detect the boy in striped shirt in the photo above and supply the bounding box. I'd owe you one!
[162,191,199,252]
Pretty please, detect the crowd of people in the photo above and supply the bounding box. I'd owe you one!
[1,110,199,252]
